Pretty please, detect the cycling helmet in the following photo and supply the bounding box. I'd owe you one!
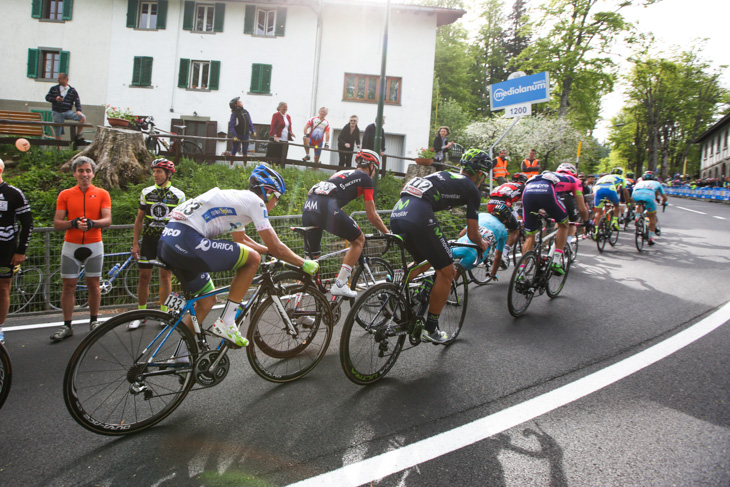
[151,158,175,174]
[459,149,494,175]
[229,97,241,110]
[577,172,586,179]
[355,149,381,167]
[512,173,528,183]
[249,164,286,202]
[642,171,656,181]
[626,171,635,179]
[491,203,512,225]
[556,162,577,175]
[611,167,624,176]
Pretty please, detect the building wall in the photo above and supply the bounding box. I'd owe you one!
[700,120,730,178]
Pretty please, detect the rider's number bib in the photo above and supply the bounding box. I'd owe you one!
[312,181,337,196]
[164,292,186,314]
[480,227,496,247]
[403,177,433,198]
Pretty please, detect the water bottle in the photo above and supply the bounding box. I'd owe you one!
[108,263,120,277]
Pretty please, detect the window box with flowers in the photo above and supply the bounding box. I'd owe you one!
[415,147,435,165]
[106,105,136,128]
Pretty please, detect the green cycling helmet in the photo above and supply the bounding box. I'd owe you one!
[459,149,494,175]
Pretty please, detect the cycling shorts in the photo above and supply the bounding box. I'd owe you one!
[138,234,162,270]
[0,241,18,278]
[157,222,251,295]
[305,135,324,156]
[390,197,453,270]
[594,186,619,208]
[452,246,486,271]
[521,185,568,234]
[301,194,362,255]
[558,193,579,222]
[632,189,658,213]
[61,241,104,279]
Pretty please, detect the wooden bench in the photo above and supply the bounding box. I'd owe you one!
[0,111,45,137]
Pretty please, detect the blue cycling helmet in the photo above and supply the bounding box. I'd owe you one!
[642,171,656,181]
[249,164,286,202]
[459,149,494,175]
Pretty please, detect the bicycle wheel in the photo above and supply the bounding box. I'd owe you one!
[635,218,645,252]
[46,269,88,311]
[9,266,43,314]
[340,282,407,385]
[181,141,204,158]
[0,343,12,410]
[63,310,197,435]
[439,264,468,344]
[609,225,619,246]
[246,284,333,383]
[546,247,571,298]
[508,251,538,317]
[512,236,523,267]
[468,247,494,285]
[146,136,161,155]
[122,261,164,302]
[567,233,579,264]
[596,221,607,253]
[351,257,394,292]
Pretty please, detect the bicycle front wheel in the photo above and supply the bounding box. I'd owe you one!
[567,234,579,264]
[546,248,571,298]
[440,264,468,344]
[508,251,538,317]
[0,343,12,410]
[351,257,394,292]
[246,284,333,383]
[181,141,204,158]
[63,310,197,435]
[469,247,494,285]
[46,269,88,311]
[9,266,43,314]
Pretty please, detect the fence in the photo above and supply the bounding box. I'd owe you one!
[665,186,730,202]
[0,119,94,149]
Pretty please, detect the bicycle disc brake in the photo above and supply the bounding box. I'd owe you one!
[193,350,230,387]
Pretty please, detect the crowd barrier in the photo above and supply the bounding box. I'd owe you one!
[665,186,730,201]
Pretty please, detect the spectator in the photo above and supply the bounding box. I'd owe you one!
[50,157,112,342]
[433,126,454,163]
[0,159,34,345]
[521,149,541,178]
[45,73,86,141]
[362,116,386,156]
[493,149,510,185]
[302,107,331,164]
[228,97,256,161]
[266,101,295,164]
[128,159,186,330]
[337,115,361,168]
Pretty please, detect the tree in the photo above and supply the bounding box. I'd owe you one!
[504,0,531,63]
[468,0,508,115]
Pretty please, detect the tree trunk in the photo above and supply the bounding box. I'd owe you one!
[404,162,439,184]
[62,126,151,189]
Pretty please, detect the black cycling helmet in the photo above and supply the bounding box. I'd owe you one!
[512,173,528,183]
[611,167,624,176]
[491,203,512,226]
[626,171,635,179]
[459,149,494,175]
[229,97,241,110]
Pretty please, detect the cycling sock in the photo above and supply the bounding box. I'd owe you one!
[554,248,563,256]
[90,316,98,325]
[64,320,72,328]
[336,264,353,286]
[221,299,239,325]
[138,304,147,310]
[648,231,655,239]
[425,312,440,333]
[160,305,169,312]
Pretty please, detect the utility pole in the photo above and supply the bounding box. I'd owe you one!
[373,0,391,185]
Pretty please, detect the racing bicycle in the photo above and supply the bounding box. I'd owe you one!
[595,201,620,252]
[8,264,43,314]
[139,116,204,158]
[0,341,11,410]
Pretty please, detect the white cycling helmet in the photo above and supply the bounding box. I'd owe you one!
[556,163,577,175]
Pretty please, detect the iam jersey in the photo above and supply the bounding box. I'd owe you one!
[308,169,375,207]
[139,183,186,237]
[169,188,272,238]
[488,182,523,207]
[401,171,481,219]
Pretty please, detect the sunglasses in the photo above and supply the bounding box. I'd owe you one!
[271,191,282,200]
[350,120,357,123]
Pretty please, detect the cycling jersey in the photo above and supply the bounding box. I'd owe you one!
[594,174,626,192]
[139,183,186,237]
[452,213,508,270]
[398,171,481,219]
[554,173,584,196]
[56,185,112,244]
[521,172,569,233]
[488,182,523,208]
[308,169,374,208]
[632,180,665,212]
[304,116,330,144]
[0,182,33,277]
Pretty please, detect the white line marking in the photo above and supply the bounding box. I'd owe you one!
[713,216,726,220]
[287,301,730,487]
[676,206,706,215]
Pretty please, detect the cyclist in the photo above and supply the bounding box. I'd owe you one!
[621,171,636,223]
[555,163,589,250]
[592,167,631,236]
[520,170,588,275]
[453,204,512,281]
[0,158,34,344]
[158,165,319,347]
[301,149,389,298]
[390,148,490,344]
[632,171,668,246]
[486,172,526,266]
[128,159,186,330]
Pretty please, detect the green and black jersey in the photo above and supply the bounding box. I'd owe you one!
[139,183,186,237]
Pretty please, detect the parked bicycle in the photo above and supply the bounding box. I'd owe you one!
[0,341,11,410]
[139,116,204,158]
[8,264,43,314]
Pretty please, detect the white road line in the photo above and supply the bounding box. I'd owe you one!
[713,216,726,220]
[676,206,706,215]
[287,301,730,487]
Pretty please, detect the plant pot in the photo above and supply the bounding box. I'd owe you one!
[414,158,434,166]
[107,117,130,128]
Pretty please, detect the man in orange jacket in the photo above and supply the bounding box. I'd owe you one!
[493,149,510,184]
[521,149,541,178]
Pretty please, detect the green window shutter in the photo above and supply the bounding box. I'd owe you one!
[132,57,141,85]
[209,61,220,90]
[60,51,70,75]
[156,0,168,29]
[250,64,261,92]
[126,0,138,28]
[31,0,42,18]
[182,1,194,31]
[62,0,74,20]
[178,58,190,88]
[275,8,287,36]
[141,57,153,86]
[243,5,255,34]
[261,64,272,93]
[213,3,225,32]
[27,49,39,78]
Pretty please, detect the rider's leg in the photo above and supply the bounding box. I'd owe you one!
[159,268,172,311]
[336,232,364,287]
[137,267,152,309]
[425,264,456,332]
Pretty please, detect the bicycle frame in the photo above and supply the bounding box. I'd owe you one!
[74,252,135,292]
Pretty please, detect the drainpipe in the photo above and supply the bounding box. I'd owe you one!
[310,0,324,116]
[170,0,184,114]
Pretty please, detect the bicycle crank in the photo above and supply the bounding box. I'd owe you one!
[193,350,230,387]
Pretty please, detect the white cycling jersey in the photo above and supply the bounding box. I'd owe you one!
[169,188,272,238]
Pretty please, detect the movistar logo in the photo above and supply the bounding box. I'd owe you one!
[434,226,443,238]
[394,199,410,211]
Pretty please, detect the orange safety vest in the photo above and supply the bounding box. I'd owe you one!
[522,158,541,177]
[493,156,509,178]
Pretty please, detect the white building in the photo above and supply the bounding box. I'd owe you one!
[695,112,730,180]
[2,0,464,173]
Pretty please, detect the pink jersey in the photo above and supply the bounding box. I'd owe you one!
[554,173,583,195]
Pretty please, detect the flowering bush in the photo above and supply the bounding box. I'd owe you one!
[417,147,436,159]
[105,105,136,122]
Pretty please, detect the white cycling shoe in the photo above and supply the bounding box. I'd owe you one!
[210,318,248,348]
[330,280,357,299]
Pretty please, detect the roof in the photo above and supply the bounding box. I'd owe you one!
[694,112,730,144]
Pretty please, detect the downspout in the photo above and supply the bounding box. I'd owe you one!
[309,0,324,116]
[170,0,184,113]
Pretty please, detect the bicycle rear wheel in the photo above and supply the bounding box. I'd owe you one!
[246,285,333,383]
[439,264,468,344]
[609,225,619,246]
[340,283,407,385]
[351,257,394,292]
[46,269,88,311]
[508,251,538,317]
[635,218,645,252]
[181,141,204,158]
[9,267,43,314]
[546,248,571,298]
[0,343,12,410]
[596,221,607,253]
[63,310,197,435]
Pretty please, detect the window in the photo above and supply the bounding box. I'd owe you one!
[139,2,157,29]
[27,48,69,79]
[178,58,220,90]
[343,74,402,105]
[31,0,72,21]
[126,0,168,29]
[182,1,224,33]
[244,5,286,37]
[250,64,272,94]
[132,57,153,87]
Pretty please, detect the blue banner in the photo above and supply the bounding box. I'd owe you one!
[490,72,551,110]
[665,187,730,201]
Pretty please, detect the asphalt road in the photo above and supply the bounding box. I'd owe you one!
[1,197,729,487]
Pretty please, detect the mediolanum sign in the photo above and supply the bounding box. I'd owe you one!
[490,72,550,111]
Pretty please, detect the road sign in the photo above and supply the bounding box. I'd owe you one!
[504,104,532,118]
[490,72,550,111]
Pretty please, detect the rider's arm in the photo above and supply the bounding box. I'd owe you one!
[257,228,305,267]
[457,227,467,238]
[364,200,389,234]
[489,250,503,278]
[622,187,632,204]
[575,192,590,221]
[466,218,487,252]
[233,230,268,255]
[131,209,145,259]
